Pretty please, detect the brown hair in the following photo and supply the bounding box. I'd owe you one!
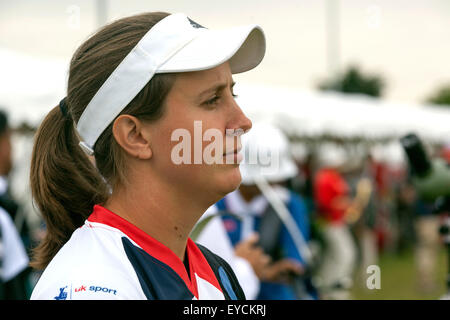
[30,12,176,269]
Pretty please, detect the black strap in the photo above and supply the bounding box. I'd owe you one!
[59,97,70,119]
[196,244,246,300]
[257,203,283,260]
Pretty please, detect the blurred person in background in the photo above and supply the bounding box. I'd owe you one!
[195,205,261,299]
[0,109,30,299]
[0,110,33,250]
[313,143,370,299]
[200,123,316,300]
[0,111,16,219]
[441,143,450,166]
[414,197,440,293]
[342,154,378,288]
[394,178,417,254]
[0,206,29,299]
[287,143,314,213]
[412,145,450,293]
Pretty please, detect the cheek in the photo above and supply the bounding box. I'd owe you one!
[153,127,242,193]
[148,101,240,193]
[163,118,229,164]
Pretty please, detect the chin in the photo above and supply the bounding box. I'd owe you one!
[206,166,241,200]
[219,166,242,195]
[195,165,242,206]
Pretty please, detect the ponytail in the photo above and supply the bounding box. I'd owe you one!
[29,106,108,270]
[29,12,173,270]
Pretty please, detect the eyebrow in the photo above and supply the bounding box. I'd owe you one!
[198,81,236,99]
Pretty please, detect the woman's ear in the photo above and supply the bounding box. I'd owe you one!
[112,115,152,160]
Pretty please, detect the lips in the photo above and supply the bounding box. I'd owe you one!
[223,147,242,156]
[223,139,242,155]
[222,147,243,164]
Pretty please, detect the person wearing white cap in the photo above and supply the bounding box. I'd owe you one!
[29,12,265,300]
[197,123,316,300]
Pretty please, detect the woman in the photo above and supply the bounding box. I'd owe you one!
[30,12,265,300]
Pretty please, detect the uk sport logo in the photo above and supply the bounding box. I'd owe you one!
[74,285,87,292]
[74,284,117,295]
[54,284,117,299]
[88,285,117,295]
[54,286,68,300]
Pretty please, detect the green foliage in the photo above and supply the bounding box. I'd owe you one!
[425,84,450,107]
[318,65,385,98]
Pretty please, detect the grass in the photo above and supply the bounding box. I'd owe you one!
[350,247,448,300]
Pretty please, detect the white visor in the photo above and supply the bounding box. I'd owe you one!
[76,13,266,155]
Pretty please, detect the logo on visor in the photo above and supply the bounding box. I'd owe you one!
[188,18,206,29]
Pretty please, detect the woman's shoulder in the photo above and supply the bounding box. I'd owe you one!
[30,222,146,300]
[196,243,246,300]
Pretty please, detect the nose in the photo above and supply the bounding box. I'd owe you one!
[228,99,252,135]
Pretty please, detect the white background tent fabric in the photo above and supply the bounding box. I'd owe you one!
[1,47,450,145]
[0,48,67,128]
[235,83,450,145]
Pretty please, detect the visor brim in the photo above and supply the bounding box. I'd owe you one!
[157,25,265,74]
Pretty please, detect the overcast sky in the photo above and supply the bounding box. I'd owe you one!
[1,0,449,104]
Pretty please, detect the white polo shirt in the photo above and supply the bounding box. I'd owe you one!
[31,205,231,300]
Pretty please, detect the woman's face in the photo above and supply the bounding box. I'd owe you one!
[147,62,252,203]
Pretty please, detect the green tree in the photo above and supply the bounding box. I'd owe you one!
[425,84,450,107]
[318,65,385,98]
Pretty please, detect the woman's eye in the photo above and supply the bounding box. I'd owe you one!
[205,96,220,105]
[203,91,237,107]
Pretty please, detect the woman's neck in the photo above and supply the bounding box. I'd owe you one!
[104,176,206,261]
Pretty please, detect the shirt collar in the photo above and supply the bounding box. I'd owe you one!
[87,205,222,298]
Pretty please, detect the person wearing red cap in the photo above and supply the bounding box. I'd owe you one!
[313,144,358,299]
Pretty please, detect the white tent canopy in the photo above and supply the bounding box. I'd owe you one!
[1,47,449,146]
[0,48,68,127]
[236,83,450,145]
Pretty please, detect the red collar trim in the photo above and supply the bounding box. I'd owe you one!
[87,205,222,298]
